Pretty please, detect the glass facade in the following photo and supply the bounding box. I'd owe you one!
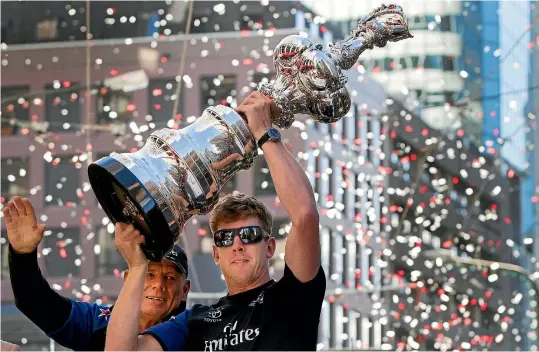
[147,77,185,128]
[43,228,81,277]
[1,85,30,136]
[456,1,501,146]
[44,155,81,205]
[1,157,29,203]
[44,82,82,132]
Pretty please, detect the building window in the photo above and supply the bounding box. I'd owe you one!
[372,183,381,233]
[328,158,335,202]
[329,301,336,347]
[238,8,265,31]
[1,157,29,203]
[1,85,30,136]
[320,155,330,206]
[36,19,58,41]
[423,55,443,69]
[333,304,344,349]
[443,56,455,71]
[271,219,290,239]
[269,219,290,268]
[320,228,331,275]
[348,310,357,347]
[306,148,316,188]
[359,111,368,159]
[355,242,362,288]
[253,157,275,196]
[440,16,452,31]
[45,155,81,205]
[249,72,275,92]
[329,232,343,283]
[343,168,351,219]
[342,238,350,286]
[366,113,374,163]
[356,313,364,348]
[43,228,81,277]
[354,173,361,222]
[148,77,185,128]
[1,230,8,279]
[200,75,237,111]
[367,247,374,286]
[198,221,213,253]
[319,300,331,348]
[96,88,135,125]
[314,154,321,203]
[353,104,360,147]
[96,225,125,276]
[368,318,375,348]
[220,175,237,193]
[45,81,81,132]
[334,119,344,141]
[334,165,344,212]
[408,15,452,32]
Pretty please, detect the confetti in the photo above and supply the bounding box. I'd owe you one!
[0,1,538,351]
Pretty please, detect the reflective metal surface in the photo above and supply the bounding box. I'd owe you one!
[259,4,412,128]
[88,4,412,260]
[88,106,256,260]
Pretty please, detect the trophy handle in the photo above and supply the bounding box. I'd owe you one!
[258,4,412,129]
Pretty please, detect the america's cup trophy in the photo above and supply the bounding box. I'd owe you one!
[88,4,412,261]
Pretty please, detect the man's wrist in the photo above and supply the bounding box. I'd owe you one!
[260,139,284,152]
[128,262,149,272]
[253,130,267,141]
[9,243,37,257]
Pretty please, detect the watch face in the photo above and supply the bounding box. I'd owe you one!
[268,128,281,140]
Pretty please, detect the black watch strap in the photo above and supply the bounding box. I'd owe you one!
[257,133,271,149]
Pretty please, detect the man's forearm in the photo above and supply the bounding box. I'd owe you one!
[262,141,318,225]
[8,245,72,334]
[105,265,147,351]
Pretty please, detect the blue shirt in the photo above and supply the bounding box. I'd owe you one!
[47,299,114,351]
[49,300,190,351]
[144,309,192,351]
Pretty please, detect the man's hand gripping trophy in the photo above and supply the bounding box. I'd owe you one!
[258,4,412,129]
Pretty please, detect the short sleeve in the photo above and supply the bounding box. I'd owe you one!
[279,263,326,293]
[142,309,191,351]
[266,264,326,316]
[48,300,111,350]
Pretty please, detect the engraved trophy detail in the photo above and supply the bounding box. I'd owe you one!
[88,4,412,260]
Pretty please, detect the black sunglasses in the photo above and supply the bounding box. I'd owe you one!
[213,226,270,248]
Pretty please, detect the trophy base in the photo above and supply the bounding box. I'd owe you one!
[88,156,177,262]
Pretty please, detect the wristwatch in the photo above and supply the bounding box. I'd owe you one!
[257,127,281,149]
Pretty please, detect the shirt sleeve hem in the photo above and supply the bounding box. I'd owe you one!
[141,331,170,351]
[283,262,326,288]
[46,299,76,338]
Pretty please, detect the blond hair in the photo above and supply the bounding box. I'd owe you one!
[209,193,273,234]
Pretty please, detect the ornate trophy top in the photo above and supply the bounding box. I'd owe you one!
[258,4,413,128]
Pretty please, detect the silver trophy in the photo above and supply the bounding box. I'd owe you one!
[88,4,412,261]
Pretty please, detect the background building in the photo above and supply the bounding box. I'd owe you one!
[1,1,537,351]
[0,2,395,350]
[529,1,539,263]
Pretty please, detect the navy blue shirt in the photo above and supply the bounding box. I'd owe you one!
[144,264,326,351]
[47,300,114,350]
[8,245,186,351]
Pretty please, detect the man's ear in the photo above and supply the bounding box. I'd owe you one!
[266,237,276,259]
[212,244,220,266]
[182,279,191,300]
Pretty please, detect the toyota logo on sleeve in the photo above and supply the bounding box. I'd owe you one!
[204,308,223,322]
